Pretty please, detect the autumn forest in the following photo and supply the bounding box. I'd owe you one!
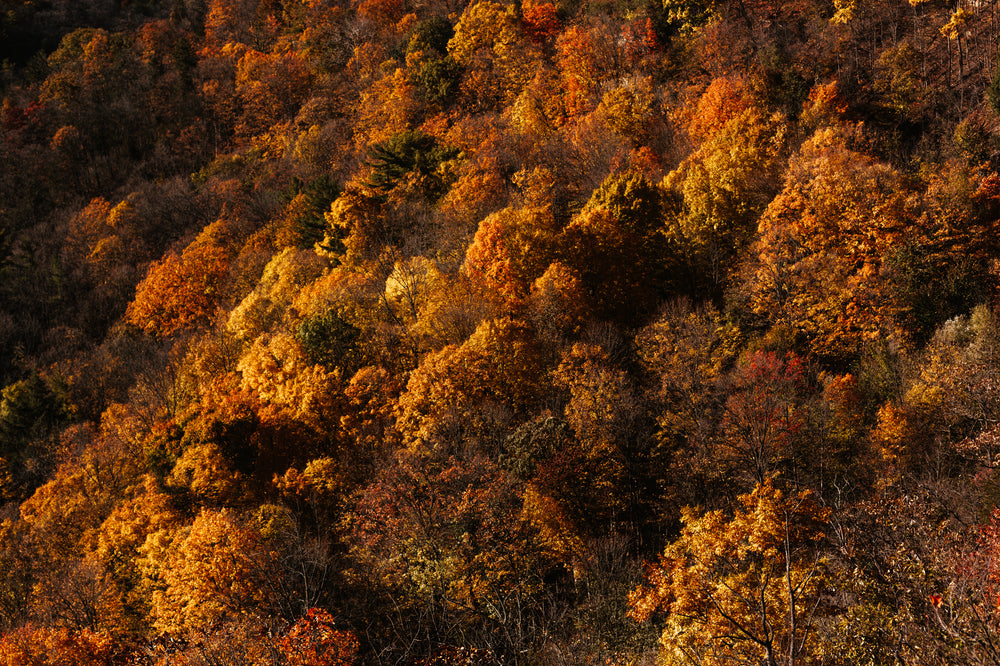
[4,0,1000,662]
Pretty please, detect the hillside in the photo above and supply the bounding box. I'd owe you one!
[3,0,1000,663]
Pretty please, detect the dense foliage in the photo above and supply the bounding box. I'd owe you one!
[4,0,1000,662]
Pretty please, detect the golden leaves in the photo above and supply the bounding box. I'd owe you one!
[748,126,913,360]
[141,508,271,637]
[629,479,830,665]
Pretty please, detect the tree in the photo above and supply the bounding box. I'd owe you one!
[559,171,666,324]
[683,76,750,145]
[238,332,343,429]
[395,317,545,449]
[521,1,560,44]
[227,247,327,344]
[988,55,1000,116]
[126,244,231,337]
[234,49,312,137]
[448,1,537,110]
[347,443,563,661]
[462,205,559,308]
[279,607,359,666]
[140,508,274,637]
[598,77,661,149]
[664,106,786,296]
[718,351,808,485]
[746,126,913,361]
[0,372,70,466]
[365,129,460,201]
[0,624,115,666]
[40,28,152,170]
[555,20,622,118]
[296,309,361,373]
[526,261,590,342]
[205,0,275,50]
[549,343,654,541]
[629,479,831,666]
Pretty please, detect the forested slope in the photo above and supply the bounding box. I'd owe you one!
[3,0,1000,663]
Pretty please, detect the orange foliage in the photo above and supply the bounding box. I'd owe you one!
[126,244,230,337]
[205,0,276,49]
[279,607,359,665]
[462,206,557,307]
[683,76,750,144]
[0,624,114,666]
[395,317,544,448]
[749,127,913,359]
[555,21,620,117]
[355,0,407,30]
[235,49,312,136]
[521,2,560,43]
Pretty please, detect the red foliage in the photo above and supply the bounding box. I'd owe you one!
[279,608,360,666]
[522,3,560,43]
[621,17,658,64]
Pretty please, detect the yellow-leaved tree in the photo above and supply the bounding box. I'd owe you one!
[140,508,273,637]
[628,479,831,666]
[447,1,537,110]
[663,106,786,296]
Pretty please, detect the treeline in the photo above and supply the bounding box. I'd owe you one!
[3,0,1000,663]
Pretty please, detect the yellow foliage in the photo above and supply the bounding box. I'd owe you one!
[873,403,912,469]
[384,255,445,326]
[664,107,786,289]
[227,248,327,343]
[940,8,973,40]
[598,76,657,144]
[629,480,831,665]
[238,332,343,425]
[448,1,537,108]
[168,440,245,505]
[95,475,180,589]
[140,508,272,637]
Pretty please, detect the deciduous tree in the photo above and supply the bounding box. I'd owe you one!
[629,479,831,666]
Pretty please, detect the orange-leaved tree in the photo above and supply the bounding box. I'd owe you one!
[279,607,359,666]
[126,244,230,337]
[395,317,545,449]
[746,125,915,361]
